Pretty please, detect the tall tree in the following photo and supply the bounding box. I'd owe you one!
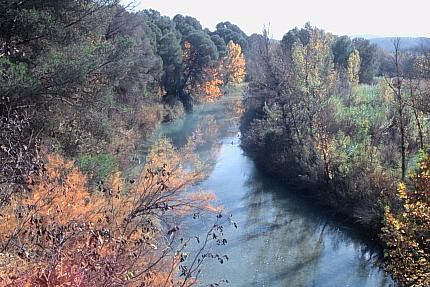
[224,41,246,84]
[345,49,361,109]
[347,49,361,85]
[158,32,183,97]
[280,24,311,58]
[173,14,202,38]
[213,21,249,51]
[291,26,337,181]
[210,34,227,57]
[180,30,219,110]
[385,39,407,180]
[352,38,379,84]
[332,35,353,69]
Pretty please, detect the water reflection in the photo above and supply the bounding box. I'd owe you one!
[150,94,394,287]
[236,169,391,287]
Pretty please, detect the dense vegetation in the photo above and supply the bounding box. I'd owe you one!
[0,1,245,285]
[0,1,247,168]
[1,1,428,285]
[242,24,430,286]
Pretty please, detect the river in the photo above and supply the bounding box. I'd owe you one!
[142,90,395,287]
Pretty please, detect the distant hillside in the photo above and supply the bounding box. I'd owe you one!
[353,34,382,40]
[368,37,430,52]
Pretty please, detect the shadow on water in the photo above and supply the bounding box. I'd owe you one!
[144,92,395,287]
[242,169,384,251]
[238,168,391,286]
[193,148,394,287]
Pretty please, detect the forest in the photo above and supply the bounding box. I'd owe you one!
[0,0,428,286]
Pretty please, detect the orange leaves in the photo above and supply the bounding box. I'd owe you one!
[183,40,246,103]
[1,137,219,286]
[0,154,93,243]
[191,40,247,103]
[194,63,225,103]
[225,41,246,84]
[0,154,100,285]
[183,40,225,102]
[31,155,95,224]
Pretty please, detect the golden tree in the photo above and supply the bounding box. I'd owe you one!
[224,41,246,84]
[347,49,361,87]
[381,152,430,287]
[193,63,224,103]
[291,26,337,181]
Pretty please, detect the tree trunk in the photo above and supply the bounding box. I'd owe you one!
[393,39,406,180]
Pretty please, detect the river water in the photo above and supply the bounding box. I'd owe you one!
[144,92,395,287]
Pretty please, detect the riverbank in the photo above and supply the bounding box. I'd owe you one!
[247,157,385,236]
[153,90,394,286]
[239,84,397,236]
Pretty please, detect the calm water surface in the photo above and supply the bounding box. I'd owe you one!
[143,95,394,287]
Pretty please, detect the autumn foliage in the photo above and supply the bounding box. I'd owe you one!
[183,40,245,104]
[0,139,220,286]
[242,23,430,286]
[380,153,430,287]
[224,41,246,84]
[196,64,225,103]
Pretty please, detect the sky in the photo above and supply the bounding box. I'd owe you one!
[125,0,430,39]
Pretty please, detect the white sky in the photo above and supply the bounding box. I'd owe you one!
[126,0,430,39]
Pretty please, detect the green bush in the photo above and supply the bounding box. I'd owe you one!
[79,154,119,181]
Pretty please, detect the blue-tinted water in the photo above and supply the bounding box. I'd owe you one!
[152,95,394,287]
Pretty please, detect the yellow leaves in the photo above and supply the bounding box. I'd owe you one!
[225,41,246,84]
[381,154,430,287]
[378,79,394,103]
[291,42,306,86]
[398,182,408,199]
[291,25,336,116]
[347,49,360,86]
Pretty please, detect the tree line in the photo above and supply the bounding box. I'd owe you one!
[241,23,430,286]
[1,1,428,285]
[0,1,245,285]
[1,1,247,189]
